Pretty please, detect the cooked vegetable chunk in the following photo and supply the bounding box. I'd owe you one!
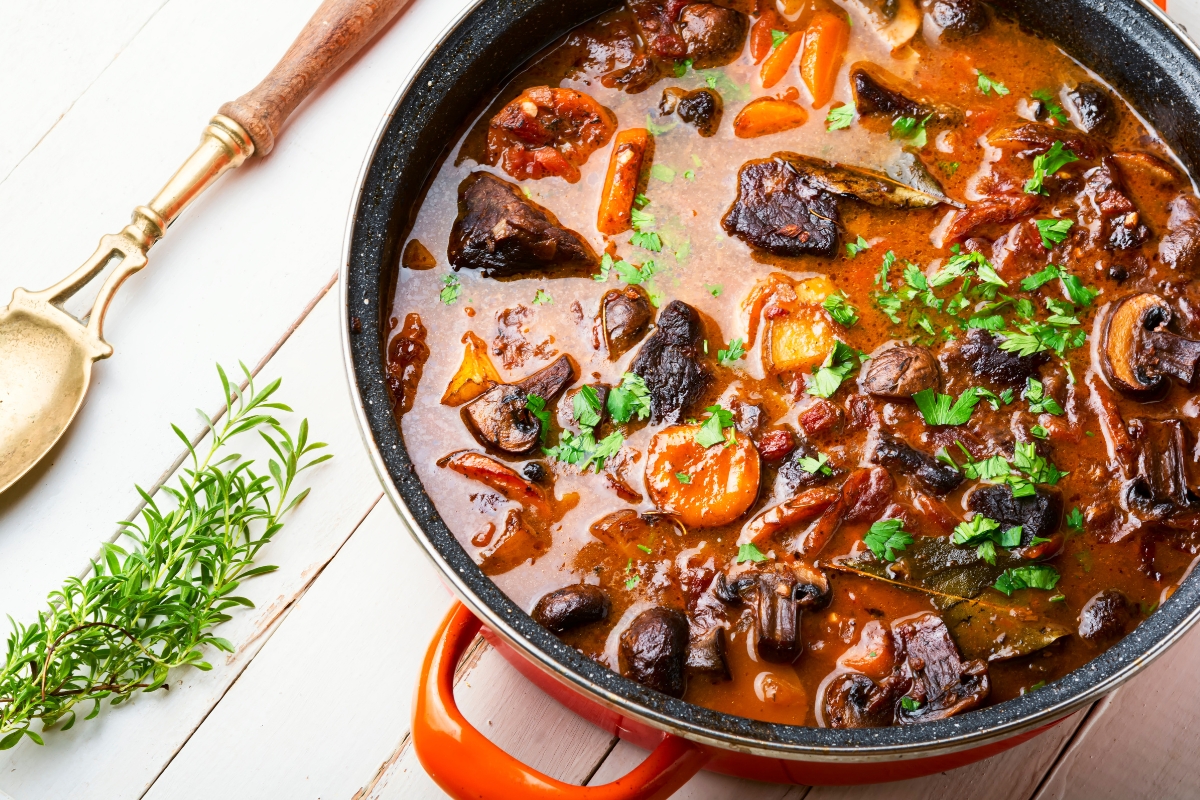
[487,86,615,182]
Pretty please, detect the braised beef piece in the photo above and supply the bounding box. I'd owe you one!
[956,328,1048,386]
[989,123,1107,162]
[1127,418,1199,519]
[758,428,796,463]
[872,433,963,496]
[1085,158,1148,251]
[842,467,896,523]
[1064,82,1118,138]
[1078,590,1133,645]
[1160,195,1200,275]
[924,0,989,39]
[628,0,747,67]
[659,87,723,136]
[861,345,941,398]
[563,14,659,93]
[533,584,611,633]
[968,484,1063,545]
[448,173,599,277]
[717,563,830,663]
[825,673,911,728]
[850,63,956,121]
[893,613,989,723]
[620,607,690,697]
[599,286,654,358]
[686,626,730,679]
[630,300,712,423]
[721,157,841,258]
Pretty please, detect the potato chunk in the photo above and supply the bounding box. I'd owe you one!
[766,304,835,374]
[645,425,761,527]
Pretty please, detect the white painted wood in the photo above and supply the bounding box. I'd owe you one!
[0,0,170,182]
[0,290,387,799]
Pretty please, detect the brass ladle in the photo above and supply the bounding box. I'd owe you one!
[0,0,409,494]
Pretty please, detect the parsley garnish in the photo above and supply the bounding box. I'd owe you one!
[845,235,870,258]
[1066,506,1084,531]
[939,161,961,176]
[526,394,551,442]
[672,58,693,78]
[797,452,833,476]
[864,519,914,562]
[891,114,932,148]
[736,542,767,564]
[675,472,692,484]
[1035,218,1074,249]
[573,385,604,436]
[1032,88,1069,126]
[631,231,663,252]
[976,71,1010,96]
[952,515,1022,564]
[1024,377,1064,415]
[717,338,746,367]
[607,372,651,424]
[695,405,736,448]
[705,283,723,297]
[683,170,695,181]
[630,207,656,232]
[771,29,788,49]
[994,564,1061,595]
[532,289,552,306]
[826,103,855,131]
[807,341,859,399]
[1025,140,1079,195]
[913,387,980,426]
[614,259,657,286]
[975,386,1014,410]
[823,291,859,327]
[440,274,461,305]
[650,164,676,183]
[930,249,1007,290]
[544,430,624,473]
[901,696,923,712]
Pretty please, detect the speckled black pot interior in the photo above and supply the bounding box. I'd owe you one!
[344,0,1200,756]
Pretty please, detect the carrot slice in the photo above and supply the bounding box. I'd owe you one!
[597,128,649,235]
[799,11,850,109]
[760,31,804,89]
[732,97,808,138]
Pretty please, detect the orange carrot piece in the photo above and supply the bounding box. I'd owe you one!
[799,11,850,109]
[760,31,804,89]
[597,128,649,235]
[733,97,808,139]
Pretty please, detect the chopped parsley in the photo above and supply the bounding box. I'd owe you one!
[797,452,833,476]
[901,696,923,712]
[823,291,859,327]
[607,372,651,424]
[845,235,870,258]
[736,542,767,564]
[952,515,1022,565]
[630,207,656,232]
[975,386,1014,410]
[1025,140,1079,195]
[683,169,695,180]
[544,430,624,473]
[864,519,914,562]
[891,113,932,148]
[939,161,961,176]
[771,29,788,49]
[631,231,663,252]
[913,387,980,427]
[650,164,676,183]
[672,58,693,78]
[826,103,855,131]
[526,394,551,442]
[695,405,736,448]
[807,341,859,399]
[717,337,746,367]
[675,472,692,484]
[1032,88,1069,126]
[637,544,652,554]
[1035,218,1074,249]
[625,559,640,589]
[572,385,604,436]
[976,71,1010,96]
[532,289,552,306]
[1030,424,1049,439]
[1024,377,1064,416]
[615,259,657,286]
[930,249,1007,290]
[439,274,461,305]
[994,564,1061,596]
[705,283,723,297]
[1066,506,1085,531]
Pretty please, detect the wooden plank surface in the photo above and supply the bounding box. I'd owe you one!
[1,0,1199,798]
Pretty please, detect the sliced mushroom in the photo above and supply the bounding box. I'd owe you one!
[861,344,941,398]
[1101,293,1200,400]
[619,607,690,697]
[872,433,963,496]
[849,63,961,123]
[825,672,910,728]
[686,626,730,679]
[717,563,830,663]
[533,584,611,633]
[1063,82,1118,138]
[842,0,921,51]
[599,286,653,358]
[1127,418,1198,519]
[659,87,723,137]
[463,355,577,454]
[988,123,1107,162]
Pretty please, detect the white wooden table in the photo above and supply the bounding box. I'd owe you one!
[1,1,1198,797]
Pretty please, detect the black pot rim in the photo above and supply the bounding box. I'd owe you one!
[340,0,1200,761]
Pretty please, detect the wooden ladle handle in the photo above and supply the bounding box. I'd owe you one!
[219,0,411,156]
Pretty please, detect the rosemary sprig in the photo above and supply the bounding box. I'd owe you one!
[0,364,330,747]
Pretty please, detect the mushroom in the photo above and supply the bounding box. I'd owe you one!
[849,63,960,123]
[1063,82,1118,138]
[462,355,577,454]
[861,344,941,398]
[659,87,723,137]
[619,607,690,697]
[716,562,830,663]
[1078,590,1133,645]
[533,584,610,633]
[923,0,990,40]
[1101,294,1200,400]
[598,286,653,359]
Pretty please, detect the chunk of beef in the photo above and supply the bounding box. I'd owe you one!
[825,673,910,728]
[894,613,989,723]
[630,300,711,423]
[872,433,963,495]
[1160,195,1200,275]
[598,286,654,358]
[1085,157,1148,251]
[486,86,616,182]
[842,466,896,523]
[1064,82,1118,138]
[1078,590,1133,645]
[988,123,1108,162]
[758,429,796,462]
[850,63,959,122]
[629,0,748,66]
[861,345,941,398]
[968,483,1063,545]
[659,87,723,136]
[944,194,1040,243]
[533,585,611,633]
[620,607,690,697]
[1127,418,1199,519]
[448,173,599,278]
[722,157,841,258]
[957,328,1048,386]
[924,0,989,39]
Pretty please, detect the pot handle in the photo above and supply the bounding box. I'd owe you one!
[412,602,709,800]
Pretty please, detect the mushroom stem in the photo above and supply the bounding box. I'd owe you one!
[1142,329,1200,386]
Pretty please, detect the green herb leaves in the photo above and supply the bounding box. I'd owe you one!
[808,341,859,399]
[526,394,551,441]
[737,542,767,564]
[952,515,1022,564]
[826,103,855,131]
[717,338,746,367]
[1031,88,1069,126]
[864,519,914,562]
[532,289,553,306]
[845,235,870,258]
[913,387,980,427]
[1025,140,1079,195]
[607,372,651,424]
[1066,506,1084,531]
[544,431,624,473]
[994,564,1061,595]
[440,274,461,305]
[572,385,604,436]
[1035,218,1074,249]
[695,405,736,448]
[1024,377,1064,415]
[822,292,859,327]
[797,452,833,476]
[976,71,1010,96]
[631,230,663,252]
[771,28,788,49]
[891,113,932,148]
